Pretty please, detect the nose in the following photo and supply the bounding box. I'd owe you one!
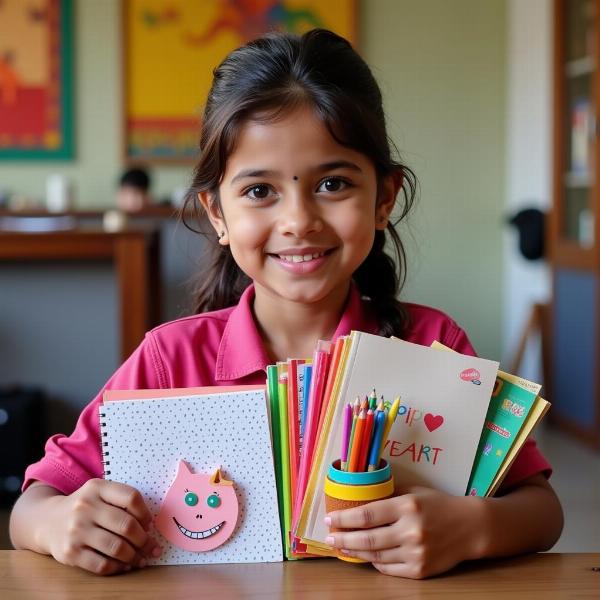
[277,192,323,238]
[196,514,202,519]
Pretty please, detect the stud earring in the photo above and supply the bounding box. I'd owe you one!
[218,231,225,239]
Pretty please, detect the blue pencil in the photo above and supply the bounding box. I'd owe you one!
[367,409,387,471]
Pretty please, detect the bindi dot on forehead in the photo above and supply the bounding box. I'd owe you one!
[293,176,298,181]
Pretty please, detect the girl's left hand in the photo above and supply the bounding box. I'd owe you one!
[324,486,486,579]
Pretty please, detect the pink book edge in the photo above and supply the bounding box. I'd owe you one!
[292,350,330,528]
[103,385,265,403]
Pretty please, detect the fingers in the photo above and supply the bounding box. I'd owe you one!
[96,480,154,530]
[72,548,129,576]
[323,495,436,579]
[94,503,149,552]
[65,479,161,574]
[141,534,162,559]
[326,524,399,553]
[326,496,401,530]
[85,527,140,565]
[93,486,162,560]
[331,536,432,579]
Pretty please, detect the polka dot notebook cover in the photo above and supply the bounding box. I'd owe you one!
[99,388,283,564]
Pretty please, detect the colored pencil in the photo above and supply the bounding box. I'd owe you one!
[367,409,387,471]
[348,409,367,472]
[369,388,377,410]
[378,395,401,459]
[343,397,360,471]
[360,396,369,412]
[357,409,374,472]
[340,403,353,471]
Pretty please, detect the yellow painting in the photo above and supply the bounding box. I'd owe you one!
[124,0,356,162]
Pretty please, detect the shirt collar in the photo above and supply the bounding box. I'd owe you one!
[215,282,379,382]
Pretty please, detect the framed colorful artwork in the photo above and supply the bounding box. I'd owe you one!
[0,0,74,160]
[123,0,357,163]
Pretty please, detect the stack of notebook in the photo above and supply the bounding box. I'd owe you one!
[267,332,549,557]
[99,331,549,564]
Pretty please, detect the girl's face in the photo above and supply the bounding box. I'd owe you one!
[201,106,396,309]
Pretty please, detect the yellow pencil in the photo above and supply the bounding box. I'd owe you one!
[378,396,401,459]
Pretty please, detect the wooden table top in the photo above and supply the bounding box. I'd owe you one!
[1,551,599,599]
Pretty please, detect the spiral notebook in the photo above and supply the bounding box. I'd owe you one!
[99,388,283,565]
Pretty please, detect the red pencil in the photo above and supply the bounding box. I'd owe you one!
[357,409,374,472]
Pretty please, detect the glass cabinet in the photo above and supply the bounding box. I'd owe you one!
[551,0,600,447]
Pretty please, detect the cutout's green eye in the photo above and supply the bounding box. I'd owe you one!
[207,493,220,508]
[184,492,198,506]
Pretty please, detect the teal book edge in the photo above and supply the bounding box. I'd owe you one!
[467,376,538,496]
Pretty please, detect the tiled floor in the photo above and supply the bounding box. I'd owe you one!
[1,425,598,552]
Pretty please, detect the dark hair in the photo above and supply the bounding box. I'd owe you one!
[182,29,417,338]
[120,167,150,191]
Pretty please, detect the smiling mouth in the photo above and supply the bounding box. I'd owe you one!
[271,249,334,263]
[172,517,225,539]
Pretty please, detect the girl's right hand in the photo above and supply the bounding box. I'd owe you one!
[43,479,161,575]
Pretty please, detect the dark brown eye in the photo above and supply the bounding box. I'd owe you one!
[248,185,270,199]
[318,177,347,193]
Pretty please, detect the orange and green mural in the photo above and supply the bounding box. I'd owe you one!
[0,0,73,159]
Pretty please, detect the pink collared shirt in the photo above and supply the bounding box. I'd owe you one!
[24,284,551,495]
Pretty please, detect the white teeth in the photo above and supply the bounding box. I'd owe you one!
[172,517,225,540]
[279,252,326,263]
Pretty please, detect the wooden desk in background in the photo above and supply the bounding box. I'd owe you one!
[0,551,598,599]
[0,229,161,361]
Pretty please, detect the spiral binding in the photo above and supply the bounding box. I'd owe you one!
[98,409,111,477]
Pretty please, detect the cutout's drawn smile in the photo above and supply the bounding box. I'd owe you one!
[173,516,225,540]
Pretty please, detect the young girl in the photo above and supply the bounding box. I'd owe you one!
[10,29,563,578]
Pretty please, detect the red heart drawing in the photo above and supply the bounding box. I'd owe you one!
[424,414,444,432]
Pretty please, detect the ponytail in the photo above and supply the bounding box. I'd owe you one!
[353,164,416,338]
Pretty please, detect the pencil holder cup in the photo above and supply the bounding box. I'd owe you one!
[324,459,394,563]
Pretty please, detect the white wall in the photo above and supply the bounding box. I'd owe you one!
[503,0,552,378]
[364,0,506,361]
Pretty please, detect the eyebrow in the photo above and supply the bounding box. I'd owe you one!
[230,160,363,184]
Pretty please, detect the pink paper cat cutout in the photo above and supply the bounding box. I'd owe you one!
[154,460,239,552]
